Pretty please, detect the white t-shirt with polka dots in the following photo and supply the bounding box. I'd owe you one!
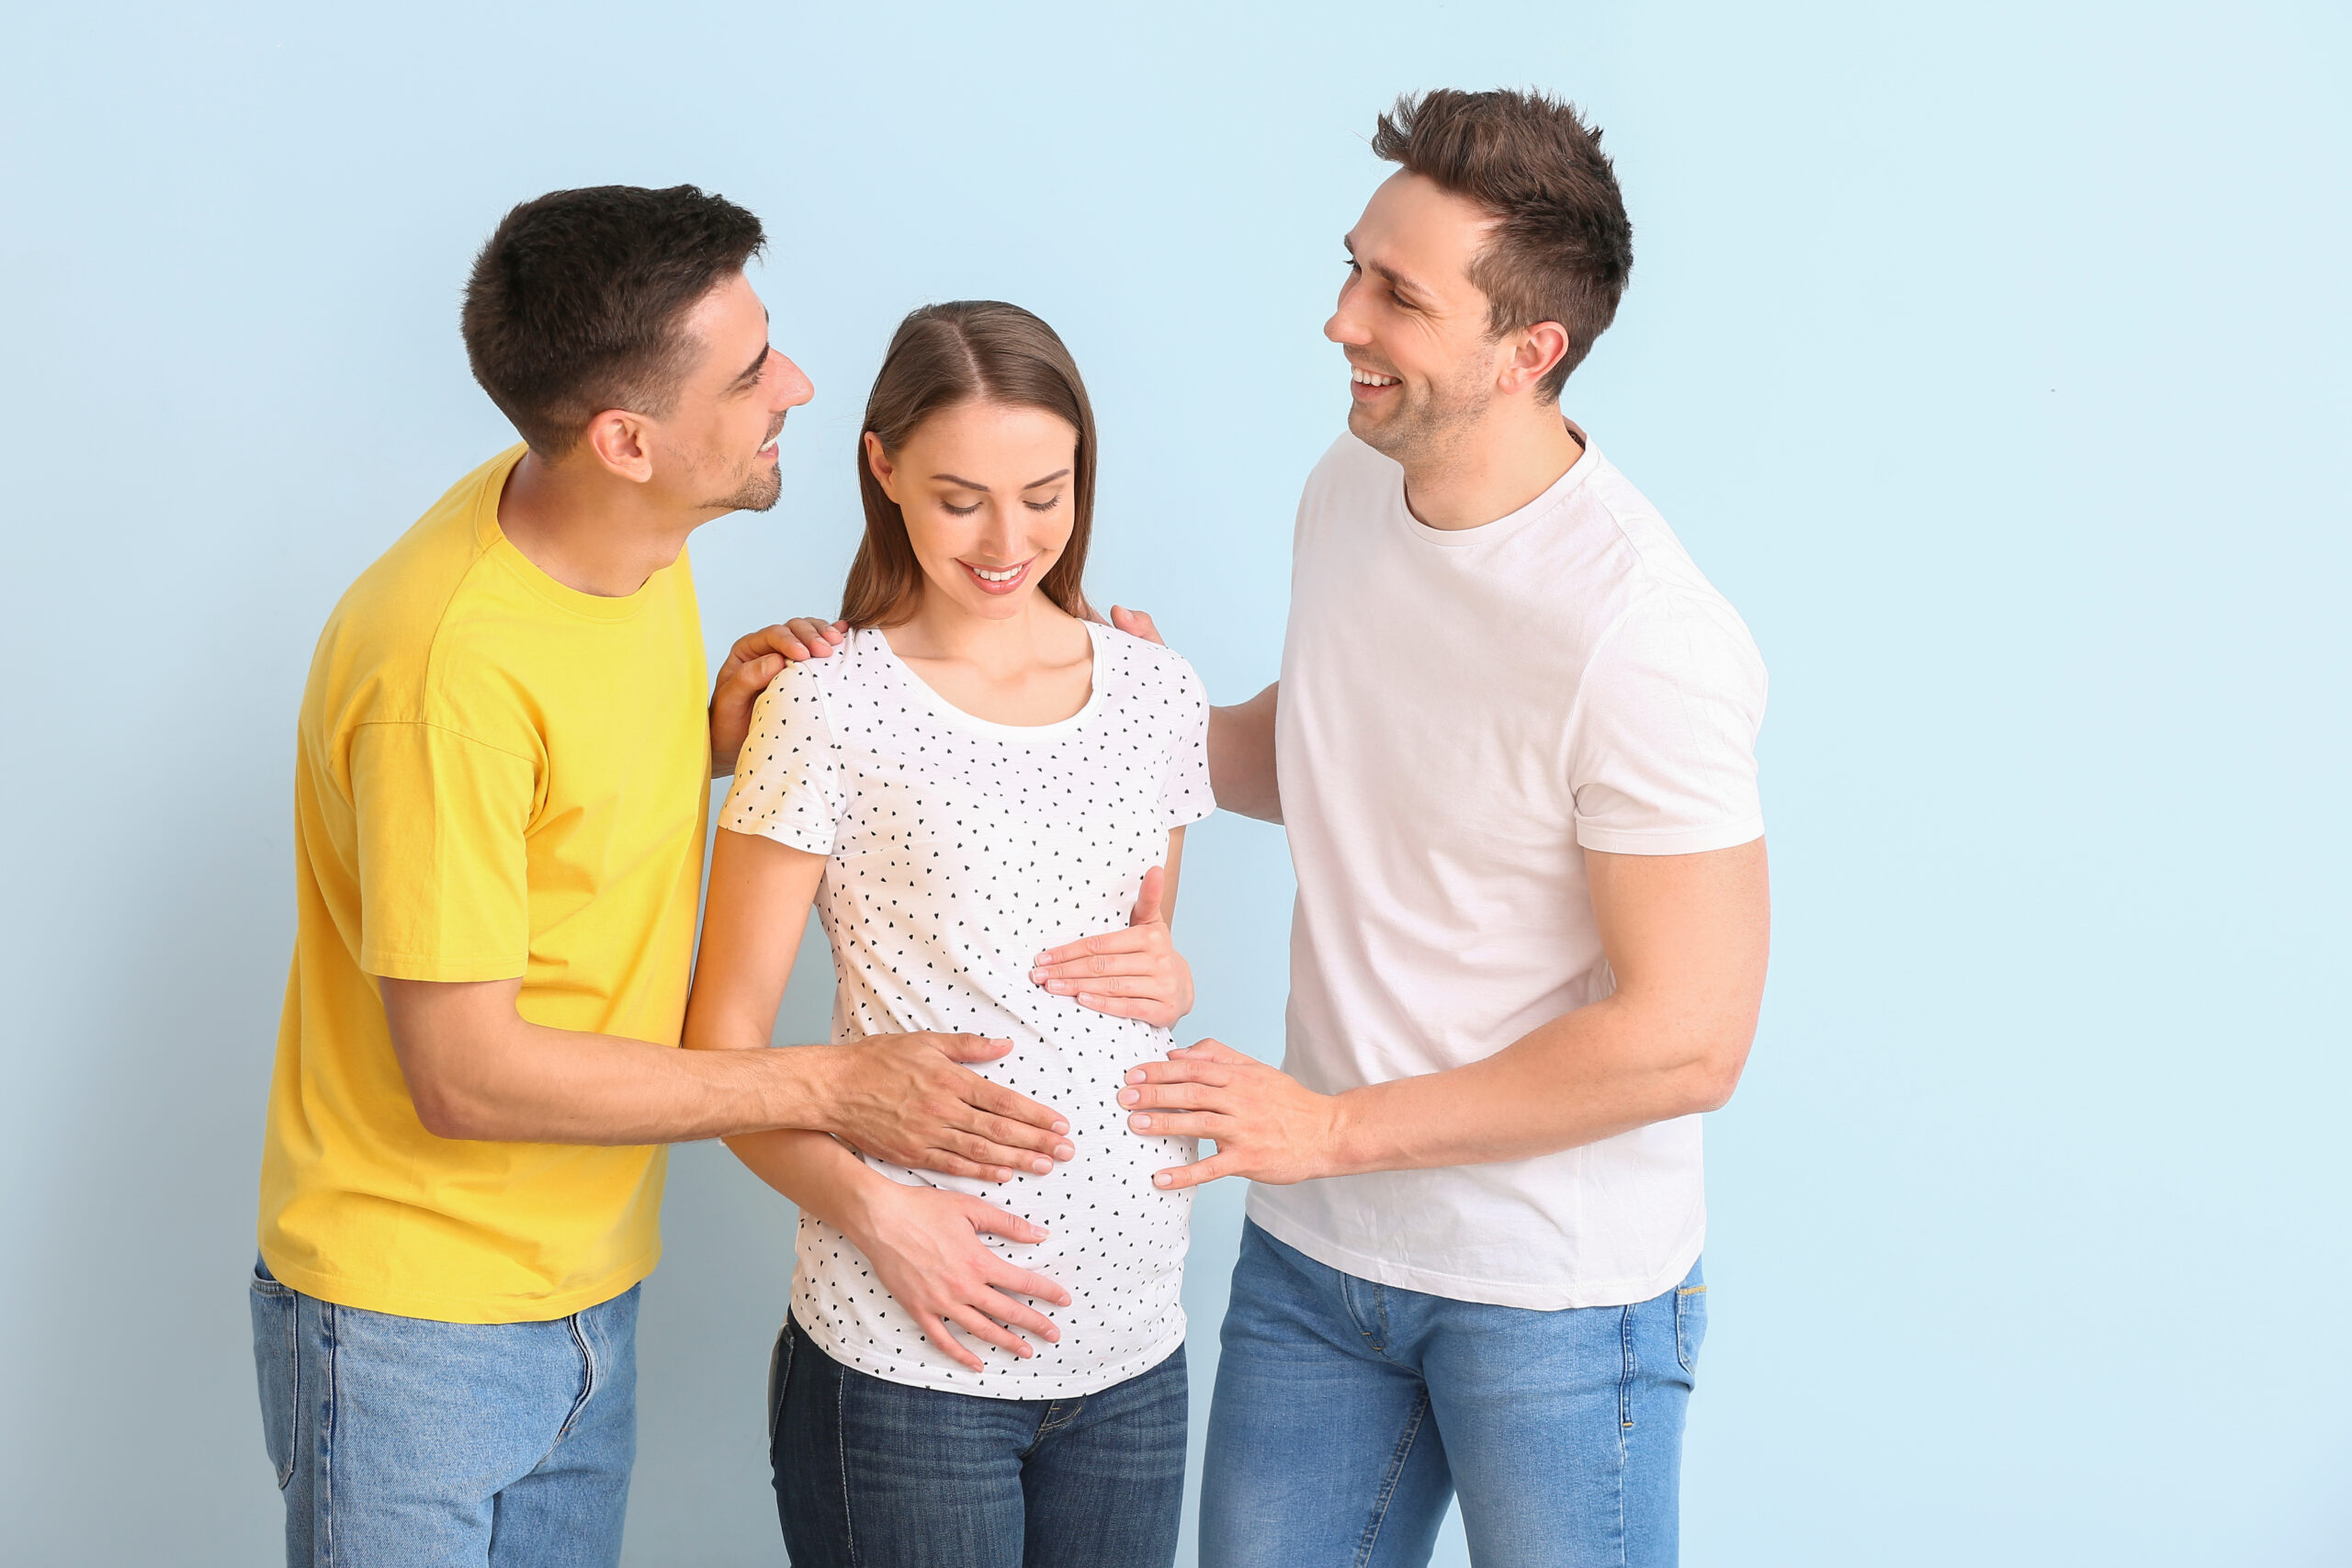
[719,622,1215,1398]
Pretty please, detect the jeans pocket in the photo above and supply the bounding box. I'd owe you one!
[250,1266,299,1490]
[767,1318,796,1448]
[1674,1273,1708,1378]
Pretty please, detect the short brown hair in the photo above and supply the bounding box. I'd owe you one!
[841,301,1097,628]
[461,185,765,455]
[1372,89,1634,399]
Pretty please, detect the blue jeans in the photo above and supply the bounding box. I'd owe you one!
[1200,1222,1705,1568]
[767,1314,1188,1568]
[248,1259,639,1568]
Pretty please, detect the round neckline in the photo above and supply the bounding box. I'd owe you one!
[1396,423,1599,552]
[473,446,667,623]
[868,620,1104,740]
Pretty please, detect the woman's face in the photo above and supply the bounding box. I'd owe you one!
[866,400,1080,622]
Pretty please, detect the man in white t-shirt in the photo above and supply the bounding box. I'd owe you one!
[1114,89,1770,1566]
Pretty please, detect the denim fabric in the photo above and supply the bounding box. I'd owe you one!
[768,1314,1187,1568]
[1199,1222,1705,1568]
[248,1259,639,1568]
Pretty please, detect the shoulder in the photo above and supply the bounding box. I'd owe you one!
[305,456,518,733]
[1588,582,1768,721]
[1093,623,1206,701]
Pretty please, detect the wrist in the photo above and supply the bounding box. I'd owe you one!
[1319,1088,1374,1179]
[764,1044,847,1135]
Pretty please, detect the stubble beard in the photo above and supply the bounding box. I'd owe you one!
[1349,362,1492,473]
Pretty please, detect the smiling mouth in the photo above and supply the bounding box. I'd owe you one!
[757,422,785,457]
[959,558,1034,594]
[1350,365,1401,389]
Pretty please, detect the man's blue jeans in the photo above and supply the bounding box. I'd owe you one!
[1199,1221,1705,1568]
[767,1313,1189,1568]
[248,1259,639,1568]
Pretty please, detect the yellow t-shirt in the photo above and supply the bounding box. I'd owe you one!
[257,446,711,1323]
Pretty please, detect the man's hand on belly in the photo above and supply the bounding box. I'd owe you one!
[1119,1039,1345,1190]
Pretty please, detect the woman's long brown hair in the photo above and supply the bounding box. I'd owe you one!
[840,300,1098,627]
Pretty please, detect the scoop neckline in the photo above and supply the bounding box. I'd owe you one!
[868,620,1104,740]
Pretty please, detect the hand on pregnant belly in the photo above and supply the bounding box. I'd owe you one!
[840,1179,1073,1370]
[1029,864,1195,1027]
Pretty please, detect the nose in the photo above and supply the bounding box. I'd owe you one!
[769,350,815,412]
[1324,274,1371,347]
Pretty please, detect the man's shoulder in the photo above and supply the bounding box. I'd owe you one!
[302,450,526,735]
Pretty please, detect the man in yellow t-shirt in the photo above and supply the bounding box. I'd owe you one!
[250,186,1077,1568]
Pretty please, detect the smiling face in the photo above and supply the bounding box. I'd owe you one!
[1326,171,1511,468]
[645,271,814,514]
[865,400,1080,623]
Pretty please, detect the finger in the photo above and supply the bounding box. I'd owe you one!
[1039,972,1164,998]
[1120,1080,1231,1111]
[982,1259,1075,1310]
[1124,1060,1237,1088]
[948,1130,1053,1177]
[1152,1151,1244,1190]
[1074,992,1175,1023]
[967,1111,1077,1163]
[960,1200,1050,1247]
[785,616,845,651]
[727,652,785,693]
[961,1073,1073,1139]
[944,1303,1035,1360]
[1032,931,1148,965]
[917,1311,986,1371]
[1129,863,1165,928]
[1169,1037,1254,1066]
[922,1151,1019,1183]
[1109,605,1165,646]
[1126,1110,1225,1137]
[978,1285,1064,1339]
[935,1032,1017,1066]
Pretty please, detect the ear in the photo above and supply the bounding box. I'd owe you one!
[583,410,656,484]
[1497,321,1572,399]
[863,430,900,502]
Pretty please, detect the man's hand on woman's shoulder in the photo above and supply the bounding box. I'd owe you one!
[708,618,847,775]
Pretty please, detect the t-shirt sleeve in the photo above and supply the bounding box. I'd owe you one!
[718,663,844,855]
[1158,660,1216,829]
[349,720,537,982]
[1568,593,1768,855]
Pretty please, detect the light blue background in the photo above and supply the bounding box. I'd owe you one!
[3,2,2345,1562]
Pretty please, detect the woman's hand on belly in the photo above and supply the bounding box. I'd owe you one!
[1029,864,1195,1027]
[839,1179,1073,1371]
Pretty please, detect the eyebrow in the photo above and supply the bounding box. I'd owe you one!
[1343,235,1434,307]
[929,468,1072,491]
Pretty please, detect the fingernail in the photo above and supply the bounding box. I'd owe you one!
[1046,1328,1060,1341]
[1130,1113,1150,1130]
[1029,969,1046,982]
[1031,1158,1052,1174]
[1154,1172,1173,1187]
[1127,1068,1145,1084]
[1053,1120,1069,1134]
[1119,1089,1139,1106]
[1055,1143,1075,1160]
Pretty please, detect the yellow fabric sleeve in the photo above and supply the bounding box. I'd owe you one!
[350,719,536,982]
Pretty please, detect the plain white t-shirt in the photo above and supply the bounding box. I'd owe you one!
[719,622,1215,1395]
[1248,428,1768,1311]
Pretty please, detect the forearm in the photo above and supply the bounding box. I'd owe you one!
[1207,682,1281,822]
[723,1125,894,1235]
[411,1019,846,1145]
[1324,996,1747,1175]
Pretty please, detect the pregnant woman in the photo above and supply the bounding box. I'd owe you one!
[682,300,1213,1568]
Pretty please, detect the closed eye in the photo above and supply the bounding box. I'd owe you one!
[1024,494,1063,513]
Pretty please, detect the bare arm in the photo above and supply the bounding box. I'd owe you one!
[382,831,1076,1175]
[687,823,1074,1368]
[1123,838,1770,1187]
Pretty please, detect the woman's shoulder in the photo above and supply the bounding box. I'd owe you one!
[1091,621,1204,694]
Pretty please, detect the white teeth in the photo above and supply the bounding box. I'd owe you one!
[1351,367,1400,387]
[971,564,1022,582]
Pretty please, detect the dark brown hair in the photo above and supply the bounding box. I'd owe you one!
[842,301,1097,628]
[1372,89,1634,399]
[461,185,765,455]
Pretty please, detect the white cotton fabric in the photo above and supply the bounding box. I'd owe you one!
[1249,429,1769,1311]
[719,622,1214,1396]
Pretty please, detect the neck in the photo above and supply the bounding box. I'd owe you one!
[1397,400,1587,533]
[496,450,707,598]
[892,589,1078,674]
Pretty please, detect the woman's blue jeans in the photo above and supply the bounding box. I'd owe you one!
[766,1314,1188,1568]
[1200,1221,1706,1568]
